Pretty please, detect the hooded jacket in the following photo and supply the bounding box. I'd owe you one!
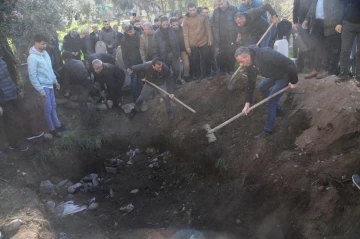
[306,0,345,36]
[244,45,298,103]
[238,4,277,42]
[183,13,212,48]
[212,3,239,48]
[0,59,18,103]
[27,46,57,94]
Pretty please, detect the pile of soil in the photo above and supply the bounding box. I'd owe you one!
[1,74,360,238]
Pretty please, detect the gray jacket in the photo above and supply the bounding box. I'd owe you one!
[99,27,117,47]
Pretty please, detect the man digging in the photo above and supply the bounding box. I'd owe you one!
[129,58,175,120]
[235,45,298,139]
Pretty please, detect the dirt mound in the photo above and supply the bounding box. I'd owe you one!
[1,73,360,238]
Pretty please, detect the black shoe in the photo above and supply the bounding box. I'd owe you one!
[276,108,284,117]
[167,111,174,120]
[174,83,182,89]
[254,131,271,139]
[129,109,137,119]
[184,76,191,83]
[26,131,44,140]
[9,144,29,152]
[207,76,213,81]
[56,125,71,131]
[50,130,61,138]
[335,73,350,83]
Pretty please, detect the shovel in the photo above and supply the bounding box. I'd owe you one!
[144,79,196,114]
[228,23,275,90]
[204,86,289,143]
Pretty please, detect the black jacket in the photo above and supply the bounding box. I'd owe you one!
[342,0,360,23]
[121,32,142,69]
[293,0,313,24]
[0,59,18,103]
[212,3,238,48]
[97,63,125,92]
[244,45,298,103]
[306,0,345,36]
[173,26,186,52]
[63,32,81,59]
[80,35,97,56]
[131,62,174,94]
[59,59,91,90]
[239,4,277,42]
[277,19,292,40]
[154,27,180,61]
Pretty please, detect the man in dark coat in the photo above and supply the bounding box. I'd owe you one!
[80,27,97,57]
[212,0,239,75]
[92,59,125,108]
[277,16,292,41]
[99,21,118,55]
[85,52,116,76]
[121,24,144,101]
[154,16,181,88]
[303,0,345,79]
[235,45,298,138]
[235,4,278,47]
[60,52,93,128]
[129,58,175,120]
[63,30,82,60]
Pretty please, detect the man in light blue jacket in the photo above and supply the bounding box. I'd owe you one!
[27,34,69,137]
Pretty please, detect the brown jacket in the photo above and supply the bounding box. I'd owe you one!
[139,33,158,62]
[183,13,213,48]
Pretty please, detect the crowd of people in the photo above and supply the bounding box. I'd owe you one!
[0,0,359,152]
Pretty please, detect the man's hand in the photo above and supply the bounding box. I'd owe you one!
[169,94,175,100]
[288,83,297,88]
[107,100,113,108]
[335,24,342,33]
[55,82,60,90]
[215,48,219,55]
[186,48,191,55]
[40,91,47,98]
[302,20,308,29]
[271,15,278,24]
[294,23,298,31]
[141,78,146,82]
[108,45,113,48]
[0,106,3,116]
[242,102,251,116]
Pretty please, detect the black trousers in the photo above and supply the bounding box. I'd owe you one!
[0,99,23,146]
[340,21,360,76]
[189,44,211,78]
[217,44,236,73]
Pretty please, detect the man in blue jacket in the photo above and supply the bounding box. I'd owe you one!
[235,45,298,139]
[27,34,69,137]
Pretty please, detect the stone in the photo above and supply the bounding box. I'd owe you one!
[318,186,325,192]
[146,148,156,157]
[50,176,63,184]
[151,158,158,162]
[105,167,117,174]
[134,148,141,154]
[130,189,139,194]
[59,232,70,239]
[43,133,53,140]
[39,180,55,194]
[153,162,160,169]
[95,103,107,111]
[148,164,154,168]
[1,219,22,235]
[88,203,99,210]
[68,182,83,193]
[57,179,70,188]
[119,204,134,213]
[122,103,135,114]
[45,201,56,213]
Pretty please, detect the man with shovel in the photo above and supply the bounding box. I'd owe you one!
[235,45,298,139]
[129,58,175,120]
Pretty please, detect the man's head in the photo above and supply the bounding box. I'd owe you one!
[187,3,198,17]
[178,15,184,24]
[103,20,110,29]
[70,30,78,39]
[234,47,252,67]
[241,0,253,6]
[134,19,141,29]
[34,34,49,52]
[154,18,160,26]
[92,59,104,73]
[83,27,90,37]
[160,16,169,29]
[91,24,99,32]
[124,24,135,37]
[61,51,73,62]
[217,0,229,11]
[130,15,136,23]
[234,12,246,27]
[170,17,179,30]
[113,24,119,32]
[200,7,209,17]
[143,22,153,35]
[151,57,163,72]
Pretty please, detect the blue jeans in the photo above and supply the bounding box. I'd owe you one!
[130,72,143,102]
[258,78,289,133]
[42,87,61,131]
